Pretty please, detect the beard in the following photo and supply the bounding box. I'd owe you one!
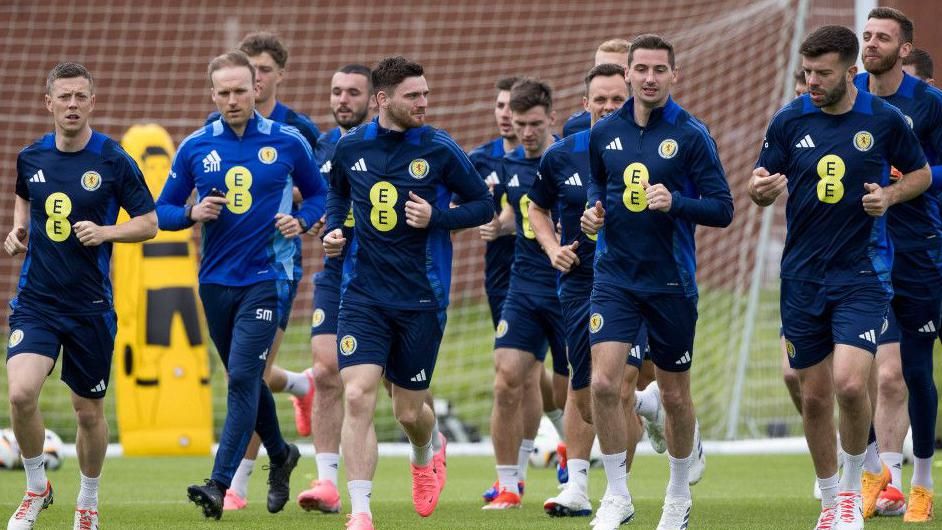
[812,75,848,108]
[386,102,424,130]
[864,48,900,76]
[333,105,369,129]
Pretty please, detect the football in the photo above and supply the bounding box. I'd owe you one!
[0,428,20,469]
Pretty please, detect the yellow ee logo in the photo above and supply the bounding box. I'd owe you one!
[589,313,604,333]
[519,194,536,239]
[815,154,845,204]
[622,163,649,212]
[409,158,430,179]
[44,192,72,242]
[312,309,325,328]
[258,146,278,164]
[81,171,101,191]
[8,329,24,348]
[658,139,678,159]
[853,131,874,152]
[343,207,355,228]
[339,335,358,356]
[784,339,796,359]
[224,166,254,214]
[369,181,398,232]
[495,319,509,338]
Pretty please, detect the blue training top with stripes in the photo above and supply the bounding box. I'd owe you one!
[156,112,327,286]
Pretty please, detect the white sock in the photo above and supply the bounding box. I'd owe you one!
[230,458,254,499]
[517,439,534,480]
[818,473,839,507]
[545,409,565,439]
[348,480,372,515]
[880,452,903,489]
[912,456,934,489]
[666,451,693,499]
[430,419,443,452]
[600,451,629,499]
[283,369,311,397]
[316,453,340,485]
[863,441,882,474]
[840,450,865,492]
[77,472,99,510]
[568,458,590,496]
[496,465,520,494]
[22,454,47,494]
[634,386,659,421]
[410,438,433,467]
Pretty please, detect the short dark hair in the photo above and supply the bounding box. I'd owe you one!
[208,50,256,86]
[46,62,94,95]
[495,76,519,92]
[903,48,934,80]
[584,64,626,95]
[239,32,288,68]
[337,63,373,92]
[793,67,806,83]
[629,34,675,69]
[868,7,914,45]
[372,56,423,95]
[509,78,553,113]
[800,25,859,67]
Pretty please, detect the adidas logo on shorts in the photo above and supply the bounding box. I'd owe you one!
[410,369,428,383]
[858,329,877,344]
[918,320,937,333]
[675,351,691,365]
[90,379,107,393]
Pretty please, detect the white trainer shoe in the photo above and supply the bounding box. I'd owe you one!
[833,491,863,530]
[643,382,668,454]
[7,482,54,530]
[688,420,706,485]
[592,494,635,530]
[73,508,99,530]
[543,483,592,517]
[656,495,692,530]
[814,503,837,529]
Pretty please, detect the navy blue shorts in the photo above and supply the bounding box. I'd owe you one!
[311,282,341,336]
[200,281,282,370]
[878,306,900,345]
[336,302,447,390]
[563,297,645,390]
[495,290,568,375]
[7,304,117,399]
[486,291,507,330]
[780,279,891,369]
[589,283,697,372]
[277,280,298,331]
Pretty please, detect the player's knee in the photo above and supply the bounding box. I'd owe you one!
[590,372,621,404]
[8,385,40,415]
[313,364,342,395]
[833,373,868,405]
[658,383,691,415]
[226,367,257,391]
[800,390,831,417]
[493,377,522,408]
[343,382,374,416]
[73,402,105,430]
[393,401,423,429]
[876,365,906,401]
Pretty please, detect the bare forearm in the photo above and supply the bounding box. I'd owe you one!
[887,165,931,205]
[107,211,158,243]
[13,195,29,229]
[497,204,515,236]
[529,206,559,255]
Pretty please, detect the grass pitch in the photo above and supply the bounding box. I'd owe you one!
[0,453,939,529]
